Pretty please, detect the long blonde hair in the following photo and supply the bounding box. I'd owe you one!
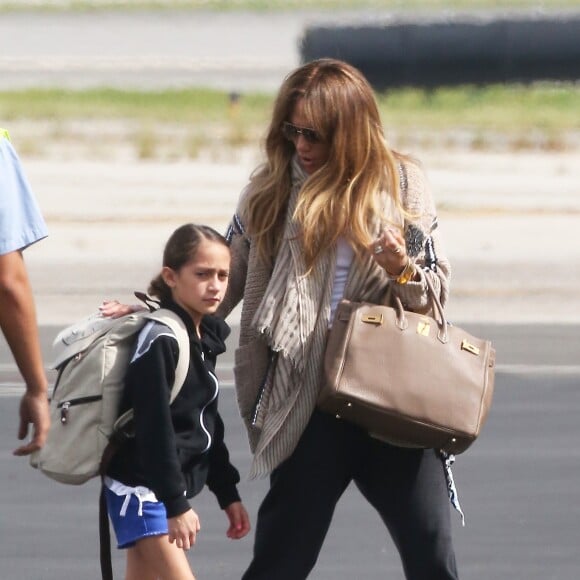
[244,58,404,270]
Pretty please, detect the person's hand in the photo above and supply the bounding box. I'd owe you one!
[13,391,50,456]
[99,300,144,319]
[224,501,251,539]
[371,227,409,277]
[168,508,201,550]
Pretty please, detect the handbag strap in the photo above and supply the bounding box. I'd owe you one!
[383,161,449,342]
[99,482,113,580]
[389,275,449,343]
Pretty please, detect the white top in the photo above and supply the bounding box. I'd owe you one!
[329,237,354,326]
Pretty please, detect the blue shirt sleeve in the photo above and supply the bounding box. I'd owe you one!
[0,134,48,255]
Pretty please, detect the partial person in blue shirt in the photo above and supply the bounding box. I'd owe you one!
[0,129,50,456]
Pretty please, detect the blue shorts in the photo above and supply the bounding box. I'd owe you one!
[104,484,168,549]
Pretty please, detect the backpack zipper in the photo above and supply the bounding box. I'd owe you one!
[57,395,102,424]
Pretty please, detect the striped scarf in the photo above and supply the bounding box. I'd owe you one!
[249,157,335,477]
[249,157,391,477]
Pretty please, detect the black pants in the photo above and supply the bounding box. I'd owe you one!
[242,410,458,580]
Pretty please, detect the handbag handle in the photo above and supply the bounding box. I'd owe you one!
[390,275,449,344]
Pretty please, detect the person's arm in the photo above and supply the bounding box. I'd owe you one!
[167,508,201,550]
[216,211,250,320]
[205,413,242,506]
[224,501,251,540]
[126,330,191,518]
[126,327,201,549]
[387,160,451,314]
[0,250,49,455]
[205,412,250,538]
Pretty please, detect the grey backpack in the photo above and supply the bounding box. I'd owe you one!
[30,308,190,485]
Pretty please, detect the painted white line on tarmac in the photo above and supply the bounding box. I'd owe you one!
[0,380,237,398]
[497,364,580,376]
[0,384,25,397]
[0,56,285,72]
[1,365,579,399]
[0,363,20,371]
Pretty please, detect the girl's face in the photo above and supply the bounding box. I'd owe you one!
[162,239,230,331]
[287,98,330,175]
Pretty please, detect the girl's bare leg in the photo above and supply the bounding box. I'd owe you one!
[125,534,196,580]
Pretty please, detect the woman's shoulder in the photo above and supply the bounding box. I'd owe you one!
[226,181,256,240]
[394,154,433,211]
[234,164,271,218]
[394,154,439,241]
[396,154,428,193]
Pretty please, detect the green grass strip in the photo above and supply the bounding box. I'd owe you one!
[377,84,580,133]
[0,88,271,124]
[1,84,578,134]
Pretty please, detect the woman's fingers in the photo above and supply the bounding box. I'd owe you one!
[371,228,408,275]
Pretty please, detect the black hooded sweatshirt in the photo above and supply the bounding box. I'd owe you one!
[106,299,241,518]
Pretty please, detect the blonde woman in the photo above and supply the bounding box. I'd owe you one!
[219,59,458,580]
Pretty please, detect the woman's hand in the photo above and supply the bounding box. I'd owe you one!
[99,300,144,319]
[371,227,408,277]
[224,501,251,539]
[167,508,201,550]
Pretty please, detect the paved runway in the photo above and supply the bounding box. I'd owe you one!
[1,324,579,579]
[0,8,329,92]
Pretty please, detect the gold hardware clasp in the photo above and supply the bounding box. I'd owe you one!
[416,320,430,336]
[362,313,383,325]
[461,340,480,356]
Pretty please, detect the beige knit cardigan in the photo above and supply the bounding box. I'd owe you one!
[218,159,451,477]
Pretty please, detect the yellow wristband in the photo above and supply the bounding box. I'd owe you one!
[0,128,10,141]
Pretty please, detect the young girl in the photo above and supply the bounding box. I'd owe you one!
[104,223,250,580]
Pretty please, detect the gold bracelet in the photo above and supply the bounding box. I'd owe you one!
[396,258,416,285]
[385,262,406,280]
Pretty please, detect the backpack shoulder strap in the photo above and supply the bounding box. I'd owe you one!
[143,309,190,403]
[112,309,190,434]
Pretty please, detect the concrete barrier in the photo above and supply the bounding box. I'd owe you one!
[300,12,580,89]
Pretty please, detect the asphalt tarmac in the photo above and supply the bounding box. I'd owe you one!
[0,8,312,92]
[1,324,579,580]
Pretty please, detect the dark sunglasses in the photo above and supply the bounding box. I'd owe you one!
[281,122,322,144]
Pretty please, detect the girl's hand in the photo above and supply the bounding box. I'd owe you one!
[99,300,144,319]
[224,501,251,539]
[371,227,408,277]
[167,508,201,550]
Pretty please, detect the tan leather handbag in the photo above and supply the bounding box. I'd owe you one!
[319,276,496,454]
